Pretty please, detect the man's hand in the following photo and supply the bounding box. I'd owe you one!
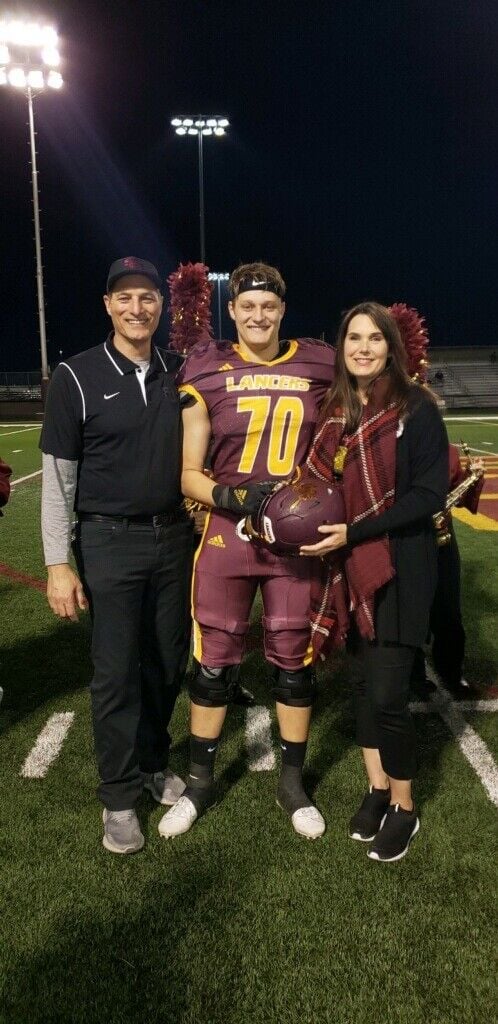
[47,563,88,621]
[300,523,348,556]
[212,482,274,516]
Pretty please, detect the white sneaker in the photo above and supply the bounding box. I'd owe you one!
[144,769,186,806]
[158,795,198,838]
[289,805,326,840]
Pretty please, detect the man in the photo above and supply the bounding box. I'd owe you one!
[158,262,335,842]
[41,257,193,854]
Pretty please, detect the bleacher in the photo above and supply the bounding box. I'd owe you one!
[0,385,41,401]
[429,362,498,409]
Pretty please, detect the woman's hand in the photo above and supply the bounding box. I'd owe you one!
[300,523,348,556]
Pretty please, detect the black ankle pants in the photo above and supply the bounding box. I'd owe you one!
[355,641,418,780]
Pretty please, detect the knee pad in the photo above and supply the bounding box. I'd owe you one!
[271,666,316,708]
[189,663,238,707]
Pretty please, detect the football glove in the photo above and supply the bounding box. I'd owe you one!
[212,481,274,516]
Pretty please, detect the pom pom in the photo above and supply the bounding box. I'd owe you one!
[390,303,430,382]
[167,262,214,353]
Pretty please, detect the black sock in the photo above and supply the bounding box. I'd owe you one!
[280,738,308,770]
[184,735,219,798]
[277,739,312,814]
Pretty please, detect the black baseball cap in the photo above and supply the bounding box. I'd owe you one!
[106,257,162,292]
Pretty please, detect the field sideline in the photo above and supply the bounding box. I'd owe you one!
[0,416,497,1024]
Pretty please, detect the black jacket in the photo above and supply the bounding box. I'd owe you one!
[347,392,449,646]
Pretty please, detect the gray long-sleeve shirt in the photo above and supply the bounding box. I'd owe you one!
[41,454,77,565]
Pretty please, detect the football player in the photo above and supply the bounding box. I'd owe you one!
[158,262,335,840]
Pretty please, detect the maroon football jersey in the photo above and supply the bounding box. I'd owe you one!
[177,338,335,484]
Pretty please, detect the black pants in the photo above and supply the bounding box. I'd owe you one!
[355,641,417,780]
[74,517,193,810]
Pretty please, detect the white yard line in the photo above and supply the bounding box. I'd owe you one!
[11,469,42,486]
[20,712,75,779]
[464,445,498,457]
[425,667,498,808]
[443,416,498,422]
[245,705,276,771]
[0,426,41,438]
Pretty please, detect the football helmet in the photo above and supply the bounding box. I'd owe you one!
[246,477,345,555]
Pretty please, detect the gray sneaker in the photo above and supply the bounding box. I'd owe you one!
[102,808,145,855]
[144,769,186,806]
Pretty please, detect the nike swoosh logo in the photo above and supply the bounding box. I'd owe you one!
[207,746,217,753]
[104,392,120,400]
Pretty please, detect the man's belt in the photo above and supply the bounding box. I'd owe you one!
[78,509,187,527]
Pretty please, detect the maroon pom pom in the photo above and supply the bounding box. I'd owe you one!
[167,262,214,353]
[390,302,430,382]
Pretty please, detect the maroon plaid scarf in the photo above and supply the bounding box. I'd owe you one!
[305,377,399,658]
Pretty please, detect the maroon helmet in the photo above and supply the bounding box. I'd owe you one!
[248,477,345,555]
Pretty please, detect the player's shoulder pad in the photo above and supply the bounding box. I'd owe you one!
[294,337,336,362]
[177,339,234,380]
[295,337,332,351]
[183,338,232,360]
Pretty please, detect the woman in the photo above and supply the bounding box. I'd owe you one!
[300,302,449,862]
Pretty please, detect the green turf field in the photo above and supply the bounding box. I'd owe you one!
[0,417,497,1024]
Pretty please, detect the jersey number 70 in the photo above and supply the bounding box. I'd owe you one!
[236,396,304,476]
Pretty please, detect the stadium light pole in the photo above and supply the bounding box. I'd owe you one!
[207,272,229,340]
[0,19,63,403]
[171,116,229,265]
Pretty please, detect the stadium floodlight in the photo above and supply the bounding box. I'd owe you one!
[27,68,44,89]
[0,18,64,402]
[207,272,230,340]
[47,69,63,89]
[170,115,229,264]
[41,46,60,66]
[7,66,26,87]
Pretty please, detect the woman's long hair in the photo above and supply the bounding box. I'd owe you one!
[326,302,416,431]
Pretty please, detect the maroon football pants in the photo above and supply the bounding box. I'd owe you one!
[192,509,313,670]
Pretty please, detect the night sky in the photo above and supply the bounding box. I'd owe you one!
[1,0,498,372]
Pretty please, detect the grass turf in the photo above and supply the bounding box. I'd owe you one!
[0,417,496,1024]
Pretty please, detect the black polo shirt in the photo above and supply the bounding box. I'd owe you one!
[40,334,185,515]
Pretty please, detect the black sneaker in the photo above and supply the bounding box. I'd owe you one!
[367,803,420,862]
[348,786,390,842]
